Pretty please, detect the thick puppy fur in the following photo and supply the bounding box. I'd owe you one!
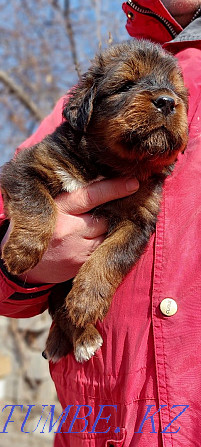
[0,40,188,363]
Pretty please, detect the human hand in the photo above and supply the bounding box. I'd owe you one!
[1,177,139,284]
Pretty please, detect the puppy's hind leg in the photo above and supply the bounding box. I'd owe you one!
[44,322,103,363]
[45,281,103,363]
[43,323,73,363]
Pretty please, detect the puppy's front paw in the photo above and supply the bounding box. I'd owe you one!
[74,325,103,363]
[2,236,45,275]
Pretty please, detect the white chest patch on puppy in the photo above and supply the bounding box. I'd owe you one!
[55,169,87,192]
[56,169,105,193]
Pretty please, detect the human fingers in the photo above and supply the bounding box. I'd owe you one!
[56,177,139,215]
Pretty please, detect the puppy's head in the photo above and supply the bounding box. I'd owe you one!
[63,40,188,178]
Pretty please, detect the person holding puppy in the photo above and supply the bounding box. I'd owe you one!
[0,0,201,446]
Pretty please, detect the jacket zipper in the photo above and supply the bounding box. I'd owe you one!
[126,0,178,39]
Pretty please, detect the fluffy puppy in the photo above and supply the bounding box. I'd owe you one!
[0,40,188,363]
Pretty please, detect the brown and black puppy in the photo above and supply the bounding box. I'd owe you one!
[0,40,188,363]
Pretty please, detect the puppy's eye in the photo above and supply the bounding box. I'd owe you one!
[115,81,135,94]
[98,82,135,101]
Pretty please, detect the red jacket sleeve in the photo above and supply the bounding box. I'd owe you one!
[0,95,67,317]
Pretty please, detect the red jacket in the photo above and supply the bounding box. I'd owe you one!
[1,2,201,446]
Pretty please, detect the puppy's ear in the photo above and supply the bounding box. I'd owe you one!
[63,84,96,133]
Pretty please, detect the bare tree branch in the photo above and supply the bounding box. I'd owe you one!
[0,70,44,121]
[50,0,81,79]
[94,0,102,47]
[64,0,81,78]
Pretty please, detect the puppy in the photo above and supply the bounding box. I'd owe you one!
[0,40,188,363]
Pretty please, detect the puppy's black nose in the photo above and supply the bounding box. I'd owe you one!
[152,96,175,116]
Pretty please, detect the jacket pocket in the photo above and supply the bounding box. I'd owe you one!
[54,427,126,447]
[105,426,126,446]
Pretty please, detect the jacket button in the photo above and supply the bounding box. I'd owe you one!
[160,298,178,316]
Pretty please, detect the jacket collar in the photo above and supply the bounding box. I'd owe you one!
[163,17,201,53]
[171,17,201,43]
